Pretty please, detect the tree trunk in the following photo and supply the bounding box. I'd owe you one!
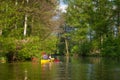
[23,14,28,36]
[23,0,29,36]
[0,29,2,36]
[65,38,69,56]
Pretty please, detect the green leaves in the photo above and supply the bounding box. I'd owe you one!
[0,0,59,60]
[64,0,120,56]
[101,37,120,56]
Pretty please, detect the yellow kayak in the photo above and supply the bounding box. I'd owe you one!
[41,58,54,64]
[41,59,50,64]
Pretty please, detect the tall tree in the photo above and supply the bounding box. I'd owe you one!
[0,0,62,60]
[65,0,116,55]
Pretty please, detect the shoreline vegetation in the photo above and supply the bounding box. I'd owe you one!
[0,51,120,63]
[0,0,120,63]
[1,54,120,64]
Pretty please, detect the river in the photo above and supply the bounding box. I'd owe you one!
[0,56,120,80]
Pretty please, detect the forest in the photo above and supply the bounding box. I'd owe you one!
[0,0,120,62]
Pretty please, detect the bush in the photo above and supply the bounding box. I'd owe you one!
[71,41,92,56]
[101,37,120,56]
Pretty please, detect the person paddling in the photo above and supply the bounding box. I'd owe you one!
[41,52,48,60]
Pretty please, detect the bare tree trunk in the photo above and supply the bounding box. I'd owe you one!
[23,0,29,36]
[65,38,69,56]
[15,0,18,6]
[15,0,18,29]
[24,14,28,36]
[0,29,2,35]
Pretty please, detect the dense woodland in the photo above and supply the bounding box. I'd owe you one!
[0,0,120,61]
[64,0,120,56]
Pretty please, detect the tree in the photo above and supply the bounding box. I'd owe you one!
[65,0,119,56]
[0,0,62,61]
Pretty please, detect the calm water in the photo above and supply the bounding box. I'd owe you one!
[0,57,120,80]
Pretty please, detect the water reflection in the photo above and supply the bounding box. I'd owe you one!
[0,57,120,80]
[24,69,28,80]
[0,62,41,80]
[41,57,120,80]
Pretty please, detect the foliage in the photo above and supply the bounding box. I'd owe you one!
[79,41,92,56]
[64,0,120,57]
[0,37,16,56]
[57,37,66,55]
[71,45,79,54]
[40,35,59,54]
[0,0,120,61]
[17,37,40,60]
[71,41,92,56]
[101,37,120,56]
[0,0,60,61]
